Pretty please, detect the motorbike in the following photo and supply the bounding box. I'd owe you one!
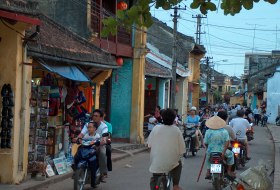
[246,123,254,141]
[231,141,247,170]
[73,140,101,190]
[183,123,197,157]
[209,152,236,190]
[276,115,280,126]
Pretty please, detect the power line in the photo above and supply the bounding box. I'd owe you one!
[180,18,278,32]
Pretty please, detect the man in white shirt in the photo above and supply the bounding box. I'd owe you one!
[78,109,109,181]
[230,110,251,160]
[253,105,261,125]
[148,109,185,190]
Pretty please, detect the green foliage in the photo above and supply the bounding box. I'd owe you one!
[213,90,223,104]
[101,0,278,37]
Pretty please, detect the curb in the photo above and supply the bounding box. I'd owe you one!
[267,125,280,190]
[19,147,148,190]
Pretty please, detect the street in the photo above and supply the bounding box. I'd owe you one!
[40,126,274,190]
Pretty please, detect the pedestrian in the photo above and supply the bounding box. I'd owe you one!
[253,105,261,125]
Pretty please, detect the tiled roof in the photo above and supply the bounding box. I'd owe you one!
[27,14,117,68]
[145,58,172,78]
[0,0,39,15]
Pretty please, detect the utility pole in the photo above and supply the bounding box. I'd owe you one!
[170,5,186,109]
[205,56,213,106]
[193,14,206,45]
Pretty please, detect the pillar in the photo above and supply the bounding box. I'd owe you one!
[130,25,147,144]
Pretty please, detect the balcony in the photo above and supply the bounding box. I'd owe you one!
[90,1,133,57]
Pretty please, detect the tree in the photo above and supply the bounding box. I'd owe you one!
[102,0,278,36]
[213,90,223,104]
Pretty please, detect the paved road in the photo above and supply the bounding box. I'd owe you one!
[40,126,274,190]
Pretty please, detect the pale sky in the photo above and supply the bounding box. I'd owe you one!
[151,1,280,77]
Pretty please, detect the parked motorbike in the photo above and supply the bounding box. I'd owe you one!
[246,123,254,141]
[231,141,247,170]
[183,123,197,157]
[276,115,280,126]
[73,140,101,190]
[209,152,236,190]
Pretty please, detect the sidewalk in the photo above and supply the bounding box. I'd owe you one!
[267,124,280,190]
[0,143,148,190]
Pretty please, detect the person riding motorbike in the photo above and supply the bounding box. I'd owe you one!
[148,108,185,190]
[185,106,205,150]
[77,109,109,182]
[229,110,251,160]
[204,116,236,179]
[73,121,100,188]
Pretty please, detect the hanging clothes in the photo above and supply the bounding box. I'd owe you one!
[78,86,94,113]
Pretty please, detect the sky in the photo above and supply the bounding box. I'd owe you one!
[150,1,280,77]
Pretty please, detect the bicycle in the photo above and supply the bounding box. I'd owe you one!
[150,173,172,190]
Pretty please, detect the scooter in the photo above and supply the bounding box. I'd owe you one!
[183,123,197,157]
[246,123,254,141]
[73,140,101,190]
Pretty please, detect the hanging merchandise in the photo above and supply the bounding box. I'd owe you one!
[0,84,14,149]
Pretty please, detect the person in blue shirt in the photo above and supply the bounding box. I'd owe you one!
[185,106,205,150]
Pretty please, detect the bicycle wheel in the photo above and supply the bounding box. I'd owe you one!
[156,176,168,190]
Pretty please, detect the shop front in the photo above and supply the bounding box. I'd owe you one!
[24,15,117,179]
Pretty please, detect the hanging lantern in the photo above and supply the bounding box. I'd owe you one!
[117,1,128,10]
[147,83,152,96]
[176,85,179,93]
[116,57,123,66]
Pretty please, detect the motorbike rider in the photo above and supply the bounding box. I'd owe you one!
[217,111,236,141]
[77,109,109,182]
[148,108,185,190]
[229,110,251,160]
[73,121,100,188]
[204,116,236,179]
[185,106,205,150]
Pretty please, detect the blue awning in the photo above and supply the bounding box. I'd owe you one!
[37,59,90,82]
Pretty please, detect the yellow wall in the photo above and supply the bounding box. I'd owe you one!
[0,21,32,184]
[188,53,204,109]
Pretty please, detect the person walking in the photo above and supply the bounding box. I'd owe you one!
[253,105,261,126]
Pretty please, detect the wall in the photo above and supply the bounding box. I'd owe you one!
[175,78,188,115]
[110,59,133,140]
[267,67,280,123]
[0,22,32,183]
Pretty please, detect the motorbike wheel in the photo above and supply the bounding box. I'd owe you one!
[156,176,168,190]
[212,175,222,190]
[74,168,87,190]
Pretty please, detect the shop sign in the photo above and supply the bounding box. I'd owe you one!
[53,157,68,175]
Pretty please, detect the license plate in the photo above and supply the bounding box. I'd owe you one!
[210,164,222,173]
[232,147,240,154]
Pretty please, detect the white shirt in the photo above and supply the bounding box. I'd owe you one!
[82,133,100,144]
[148,124,185,173]
[230,117,251,140]
[148,117,157,131]
[253,108,261,115]
[81,121,108,137]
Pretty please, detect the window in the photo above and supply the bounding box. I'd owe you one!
[219,86,223,92]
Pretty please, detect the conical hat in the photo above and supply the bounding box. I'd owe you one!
[206,116,226,130]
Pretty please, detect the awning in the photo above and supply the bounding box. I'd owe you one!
[37,59,90,82]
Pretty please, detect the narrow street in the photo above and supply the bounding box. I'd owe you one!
[39,125,273,190]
